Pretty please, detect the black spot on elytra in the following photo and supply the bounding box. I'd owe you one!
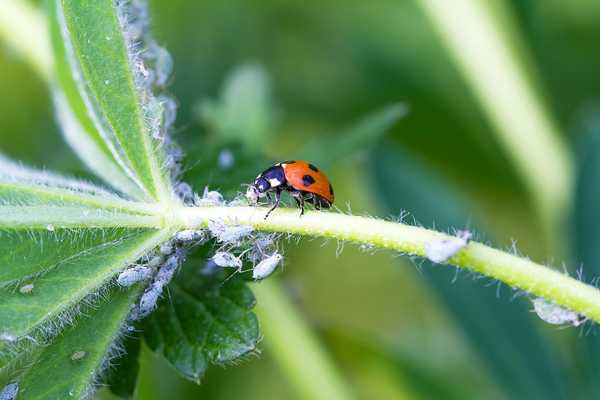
[308,163,319,172]
[302,174,315,187]
[329,184,334,195]
[282,160,296,164]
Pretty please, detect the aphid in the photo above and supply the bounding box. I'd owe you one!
[71,350,87,361]
[247,160,335,219]
[0,333,16,343]
[117,266,152,287]
[208,220,253,244]
[425,230,472,264]
[159,243,173,255]
[175,229,205,243]
[532,297,586,327]
[0,383,18,400]
[198,188,224,207]
[253,253,283,280]
[212,251,243,269]
[19,283,34,294]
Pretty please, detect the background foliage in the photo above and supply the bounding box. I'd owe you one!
[2,0,600,398]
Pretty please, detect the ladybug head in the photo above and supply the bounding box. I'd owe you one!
[246,178,268,204]
[253,177,271,193]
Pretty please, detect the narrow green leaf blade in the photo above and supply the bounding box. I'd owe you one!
[298,103,408,168]
[144,270,259,383]
[56,0,172,202]
[573,126,600,396]
[199,63,274,151]
[14,288,138,400]
[369,144,573,399]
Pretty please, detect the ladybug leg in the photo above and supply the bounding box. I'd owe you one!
[298,194,305,216]
[266,191,273,203]
[264,189,281,219]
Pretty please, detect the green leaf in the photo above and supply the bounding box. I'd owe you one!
[198,63,274,151]
[369,143,573,399]
[144,269,259,383]
[0,157,169,350]
[104,333,141,399]
[12,288,139,400]
[573,125,600,396]
[48,1,145,200]
[297,103,408,168]
[54,0,172,203]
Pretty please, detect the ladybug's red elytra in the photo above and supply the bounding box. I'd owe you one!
[247,160,335,219]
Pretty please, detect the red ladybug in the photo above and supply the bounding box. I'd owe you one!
[247,160,335,218]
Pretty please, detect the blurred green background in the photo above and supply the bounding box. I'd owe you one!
[2,0,600,399]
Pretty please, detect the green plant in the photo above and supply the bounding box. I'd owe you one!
[1,1,599,399]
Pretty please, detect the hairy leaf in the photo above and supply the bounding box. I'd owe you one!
[12,288,138,400]
[54,0,172,202]
[104,333,141,398]
[0,157,169,352]
[144,270,259,383]
[48,1,144,200]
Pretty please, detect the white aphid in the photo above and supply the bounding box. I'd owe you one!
[532,298,585,327]
[0,383,18,400]
[245,185,259,205]
[175,229,205,243]
[248,235,276,264]
[19,284,34,294]
[0,333,16,343]
[425,230,472,263]
[198,188,224,207]
[212,252,243,269]
[148,255,163,268]
[174,182,194,204]
[253,253,283,280]
[133,252,184,319]
[208,220,253,244]
[117,266,152,287]
[138,287,161,317]
[159,243,173,255]
[218,149,235,170]
[71,350,87,361]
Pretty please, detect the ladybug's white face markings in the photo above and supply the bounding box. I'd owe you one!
[268,177,282,187]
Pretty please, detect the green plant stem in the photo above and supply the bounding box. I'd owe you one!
[416,0,572,250]
[0,0,52,81]
[252,280,354,400]
[179,206,600,323]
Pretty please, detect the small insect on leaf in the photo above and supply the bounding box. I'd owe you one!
[0,382,18,400]
[253,253,283,280]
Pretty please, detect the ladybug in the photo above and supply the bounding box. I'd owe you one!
[247,160,335,219]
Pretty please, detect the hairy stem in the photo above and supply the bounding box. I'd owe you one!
[252,280,354,400]
[179,206,600,323]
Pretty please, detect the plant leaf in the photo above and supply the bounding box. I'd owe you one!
[198,63,273,151]
[369,143,573,399]
[297,103,408,168]
[104,332,141,399]
[10,288,138,400]
[573,122,600,396]
[53,0,173,203]
[144,268,259,383]
[0,157,169,351]
[48,0,145,200]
